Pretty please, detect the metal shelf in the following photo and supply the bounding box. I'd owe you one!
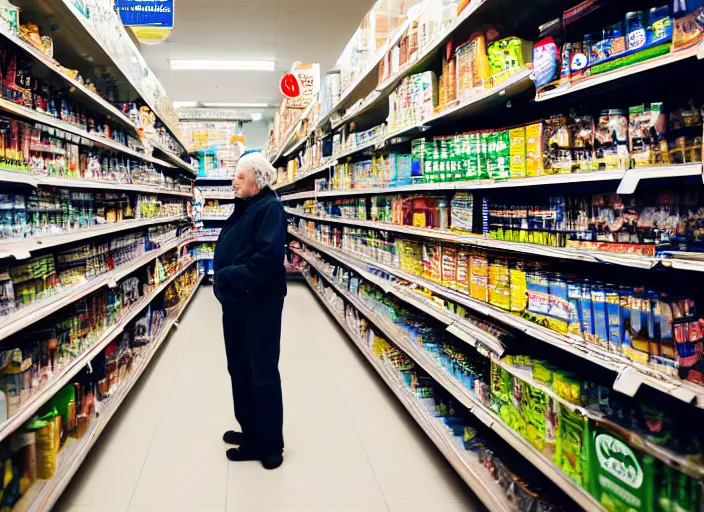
[201,216,230,221]
[537,44,701,103]
[285,209,704,272]
[0,257,197,445]
[0,216,185,260]
[11,0,188,152]
[195,174,236,182]
[291,243,505,357]
[279,163,702,201]
[0,170,193,197]
[151,140,198,175]
[0,235,191,341]
[13,276,202,512]
[269,102,316,165]
[303,271,521,512]
[0,98,180,171]
[200,192,236,200]
[272,160,337,191]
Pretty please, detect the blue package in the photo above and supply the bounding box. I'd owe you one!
[580,284,595,343]
[606,287,623,354]
[567,279,583,337]
[548,274,570,323]
[591,287,609,350]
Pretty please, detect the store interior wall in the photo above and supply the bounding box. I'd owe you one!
[242,121,270,150]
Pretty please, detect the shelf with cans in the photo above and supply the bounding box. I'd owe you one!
[292,237,704,512]
[13,275,202,512]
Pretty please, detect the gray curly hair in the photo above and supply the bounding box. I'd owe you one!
[236,152,277,190]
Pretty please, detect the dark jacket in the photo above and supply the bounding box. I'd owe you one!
[213,186,287,306]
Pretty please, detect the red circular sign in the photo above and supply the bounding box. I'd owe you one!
[280,73,301,99]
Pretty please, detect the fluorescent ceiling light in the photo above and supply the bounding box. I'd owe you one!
[202,102,269,108]
[172,101,198,108]
[251,112,263,122]
[170,60,275,71]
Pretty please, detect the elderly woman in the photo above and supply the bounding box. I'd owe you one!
[213,152,287,470]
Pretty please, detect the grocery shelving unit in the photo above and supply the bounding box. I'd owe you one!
[0,4,223,510]
[271,0,704,510]
[11,276,203,512]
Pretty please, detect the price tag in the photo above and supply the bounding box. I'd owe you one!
[617,171,640,195]
[613,367,644,397]
[107,278,118,289]
[11,250,31,261]
[670,386,696,404]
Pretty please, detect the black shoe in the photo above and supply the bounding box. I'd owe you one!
[226,446,260,462]
[223,430,244,445]
[261,454,283,470]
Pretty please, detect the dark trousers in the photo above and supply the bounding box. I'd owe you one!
[222,295,285,455]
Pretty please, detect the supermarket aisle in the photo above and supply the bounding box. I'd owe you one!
[57,282,482,512]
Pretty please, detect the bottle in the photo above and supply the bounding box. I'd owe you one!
[438,198,449,230]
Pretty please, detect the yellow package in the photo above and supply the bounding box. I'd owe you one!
[456,250,470,293]
[442,247,458,289]
[489,258,511,310]
[510,260,527,312]
[510,127,526,178]
[525,123,544,176]
[469,252,489,302]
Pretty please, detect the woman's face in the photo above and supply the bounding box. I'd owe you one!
[233,168,259,199]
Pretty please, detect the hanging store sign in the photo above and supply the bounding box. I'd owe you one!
[114,0,174,45]
[279,73,302,100]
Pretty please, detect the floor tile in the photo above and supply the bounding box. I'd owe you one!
[227,506,389,512]
[130,506,225,512]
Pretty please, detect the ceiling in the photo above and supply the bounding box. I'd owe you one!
[140,0,376,119]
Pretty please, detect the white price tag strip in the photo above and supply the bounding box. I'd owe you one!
[11,250,31,260]
[470,405,494,428]
[447,324,477,348]
[613,367,644,397]
[670,386,697,404]
[617,171,640,195]
[107,278,118,288]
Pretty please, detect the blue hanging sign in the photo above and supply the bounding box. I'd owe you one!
[114,0,174,44]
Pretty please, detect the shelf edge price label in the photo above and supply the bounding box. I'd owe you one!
[613,366,644,397]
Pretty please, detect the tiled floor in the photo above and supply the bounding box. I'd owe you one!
[56,283,483,512]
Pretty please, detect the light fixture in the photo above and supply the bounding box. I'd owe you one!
[170,60,275,71]
[172,101,198,108]
[201,102,269,108]
[251,112,263,122]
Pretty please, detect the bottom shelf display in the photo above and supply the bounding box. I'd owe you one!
[3,269,202,512]
[299,263,576,512]
[292,241,704,512]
